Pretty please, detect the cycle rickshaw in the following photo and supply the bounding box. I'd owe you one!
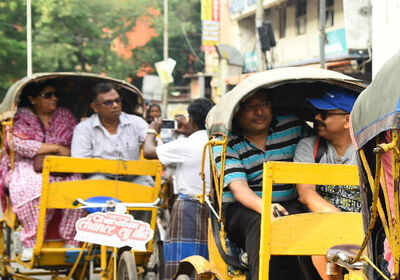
[0,73,164,279]
[349,50,400,280]
[174,67,368,279]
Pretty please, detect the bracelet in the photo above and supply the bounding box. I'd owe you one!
[146,128,158,135]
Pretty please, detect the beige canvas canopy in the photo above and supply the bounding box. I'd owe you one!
[206,67,365,136]
[351,51,400,149]
[0,72,143,122]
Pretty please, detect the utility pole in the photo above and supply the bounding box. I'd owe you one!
[162,0,169,117]
[255,0,265,72]
[27,0,32,77]
[319,0,326,69]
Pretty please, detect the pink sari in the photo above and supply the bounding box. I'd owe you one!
[382,131,395,275]
[2,107,83,247]
[2,107,80,209]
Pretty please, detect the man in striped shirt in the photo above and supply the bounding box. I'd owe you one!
[215,91,311,280]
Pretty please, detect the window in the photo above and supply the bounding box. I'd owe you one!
[296,0,307,35]
[319,0,334,27]
[279,6,287,38]
[326,0,334,27]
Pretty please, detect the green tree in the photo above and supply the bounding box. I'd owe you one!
[150,0,204,85]
[0,0,203,99]
[32,0,152,75]
[0,1,27,96]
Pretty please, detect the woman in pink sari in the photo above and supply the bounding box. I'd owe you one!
[3,81,83,261]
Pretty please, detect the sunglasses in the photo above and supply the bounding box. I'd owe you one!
[40,91,58,99]
[315,110,348,120]
[101,97,122,107]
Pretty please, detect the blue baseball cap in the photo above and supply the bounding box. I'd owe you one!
[307,90,357,113]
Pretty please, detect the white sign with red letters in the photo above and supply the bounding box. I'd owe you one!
[74,212,154,251]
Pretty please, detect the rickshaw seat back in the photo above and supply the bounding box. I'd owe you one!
[269,212,363,255]
[260,161,364,280]
[30,156,162,269]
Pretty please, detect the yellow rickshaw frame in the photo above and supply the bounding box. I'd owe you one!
[0,156,163,280]
[260,161,364,279]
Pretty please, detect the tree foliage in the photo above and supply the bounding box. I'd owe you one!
[0,0,203,99]
[0,1,27,94]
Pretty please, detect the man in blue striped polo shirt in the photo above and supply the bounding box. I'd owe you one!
[215,90,311,280]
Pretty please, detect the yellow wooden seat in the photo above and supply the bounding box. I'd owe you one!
[259,161,365,280]
[26,156,162,269]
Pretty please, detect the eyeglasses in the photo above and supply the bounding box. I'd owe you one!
[243,101,271,111]
[315,110,348,120]
[40,91,57,99]
[100,97,122,107]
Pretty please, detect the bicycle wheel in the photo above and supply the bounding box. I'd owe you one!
[117,251,137,280]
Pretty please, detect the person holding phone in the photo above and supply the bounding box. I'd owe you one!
[143,98,214,280]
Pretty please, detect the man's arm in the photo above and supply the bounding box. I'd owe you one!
[230,180,288,218]
[71,124,93,158]
[143,119,161,159]
[297,184,339,212]
[294,137,339,212]
[143,133,158,159]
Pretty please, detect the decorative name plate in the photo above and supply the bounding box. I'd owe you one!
[74,212,153,251]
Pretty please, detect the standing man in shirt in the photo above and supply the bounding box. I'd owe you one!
[294,90,359,279]
[143,98,214,280]
[71,82,152,185]
[215,90,311,280]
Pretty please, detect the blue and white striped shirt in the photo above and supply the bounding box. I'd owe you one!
[214,115,310,202]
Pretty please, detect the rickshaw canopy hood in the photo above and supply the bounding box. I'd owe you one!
[0,72,143,122]
[351,51,400,150]
[206,67,364,136]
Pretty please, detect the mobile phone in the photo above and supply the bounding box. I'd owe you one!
[161,119,177,129]
[273,206,284,217]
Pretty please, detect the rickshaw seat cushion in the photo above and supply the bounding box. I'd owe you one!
[84,196,122,213]
[326,244,360,263]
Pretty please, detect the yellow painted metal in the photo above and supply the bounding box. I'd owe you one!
[261,161,360,186]
[361,255,389,280]
[0,155,163,278]
[344,270,368,280]
[353,150,383,265]
[359,149,390,241]
[100,245,108,280]
[113,247,117,280]
[207,137,228,221]
[43,156,161,176]
[203,219,245,280]
[260,162,273,280]
[2,202,17,229]
[391,130,400,278]
[260,161,364,280]
[269,212,363,255]
[45,180,157,208]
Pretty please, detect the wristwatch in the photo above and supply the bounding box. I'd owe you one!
[146,128,158,135]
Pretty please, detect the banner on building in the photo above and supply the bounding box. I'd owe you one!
[202,0,220,46]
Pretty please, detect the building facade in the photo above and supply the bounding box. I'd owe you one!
[206,0,371,100]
